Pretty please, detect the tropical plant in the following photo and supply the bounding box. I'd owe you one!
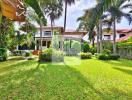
[0,17,15,60]
[102,2,132,54]
[79,52,92,59]
[24,0,47,25]
[43,0,63,33]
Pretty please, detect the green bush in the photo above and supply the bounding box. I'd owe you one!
[79,52,92,59]
[98,54,120,60]
[52,50,64,62]
[98,54,110,60]
[39,48,64,62]
[90,46,97,54]
[71,41,81,53]
[64,40,81,56]
[109,54,120,60]
[0,48,7,61]
[82,42,90,53]
[25,52,32,57]
[103,41,113,51]
[103,49,111,55]
[94,53,99,57]
[64,41,70,51]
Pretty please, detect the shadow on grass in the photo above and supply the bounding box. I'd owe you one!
[0,61,106,100]
[113,67,132,76]
[8,56,24,61]
[0,60,131,99]
[103,59,132,68]
[0,60,37,75]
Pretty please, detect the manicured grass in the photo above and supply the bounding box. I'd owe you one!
[0,57,132,99]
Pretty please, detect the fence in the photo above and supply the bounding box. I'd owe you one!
[117,47,132,59]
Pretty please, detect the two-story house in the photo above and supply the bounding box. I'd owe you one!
[83,29,132,43]
[17,25,87,50]
[35,26,63,50]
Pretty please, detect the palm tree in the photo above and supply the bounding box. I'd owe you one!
[77,8,101,52]
[24,0,47,25]
[86,0,129,35]
[63,0,75,32]
[44,0,63,34]
[103,3,132,54]
[82,0,131,54]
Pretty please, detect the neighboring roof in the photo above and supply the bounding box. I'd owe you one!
[103,28,132,34]
[36,25,63,29]
[117,29,132,33]
[64,29,87,36]
[116,33,132,42]
[63,35,83,39]
[65,29,87,33]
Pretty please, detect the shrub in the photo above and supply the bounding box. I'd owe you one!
[90,46,97,54]
[64,40,81,56]
[25,52,32,57]
[71,41,81,53]
[39,48,64,62]
[79,52,92,59]
[64,41,70,51]
[0,48,7,61]
[98,54,120,60]
[103,49,111,55]
[103,41,113,51]
[82,42,90,53]
[94,53,99,57]
[52,50,64,62]
[109,54,120,60]
[98,54,110,60]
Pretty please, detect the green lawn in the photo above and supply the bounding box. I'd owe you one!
[0,57,132,100]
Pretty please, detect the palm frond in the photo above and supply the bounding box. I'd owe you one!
[25,0,47,25]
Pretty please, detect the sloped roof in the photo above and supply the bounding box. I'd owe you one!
[117,29,132,33]
[103,28,132,34]
[116,34,132,42]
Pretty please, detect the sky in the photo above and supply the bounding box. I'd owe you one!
[46,0,132,30]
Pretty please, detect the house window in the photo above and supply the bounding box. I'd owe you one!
[42,41,46,46]
[120,34,126,38]
[104,35,111,40]
[44,31,52,37]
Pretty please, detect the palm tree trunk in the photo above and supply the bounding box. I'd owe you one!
[51,20,53,36]
[99,19,103,53]
[97,25,100,53]
[64,0,67,33]
[92,36,95,48]
[40,18,43,51]
[113,17,116,54]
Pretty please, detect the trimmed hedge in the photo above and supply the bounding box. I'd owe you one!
[109,54,120,60]
[98,54,110,60]
[79,52,92,59]
[98,54,120,60]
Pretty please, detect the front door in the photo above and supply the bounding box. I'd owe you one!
[47,41,51,48]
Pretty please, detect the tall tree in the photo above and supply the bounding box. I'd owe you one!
[44,0,63,34]
[103,3,132,54]
[63,0,75,32]
[86,0,130,35]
